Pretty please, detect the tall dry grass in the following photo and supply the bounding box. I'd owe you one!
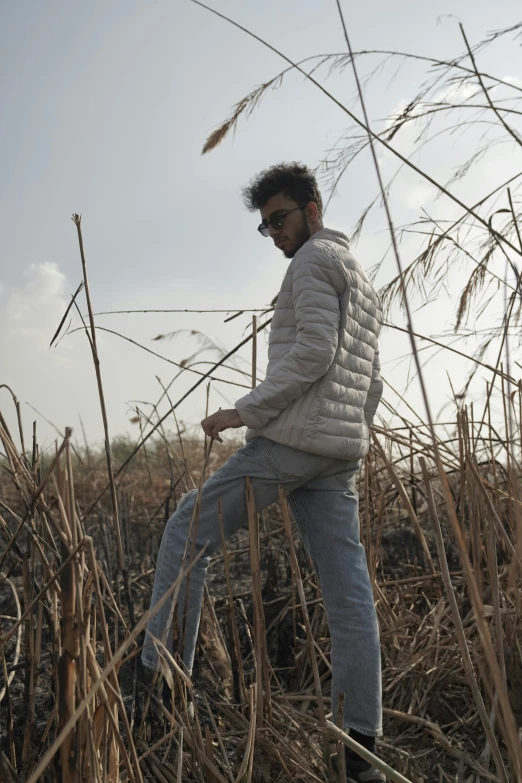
[1,391,522,781]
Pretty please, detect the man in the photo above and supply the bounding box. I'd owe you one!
[141,162,385,782]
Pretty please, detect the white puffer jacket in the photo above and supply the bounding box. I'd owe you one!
[235,228,384,460]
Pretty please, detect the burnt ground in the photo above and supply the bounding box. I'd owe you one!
[1,453,520,781]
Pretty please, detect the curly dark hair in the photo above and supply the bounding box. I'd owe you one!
[242,162,323,218]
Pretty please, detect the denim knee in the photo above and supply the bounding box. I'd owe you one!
[177,487,198,511]
[165,488,198,535]
[166,487,221,560]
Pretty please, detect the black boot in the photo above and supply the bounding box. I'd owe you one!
[344,730,386,782]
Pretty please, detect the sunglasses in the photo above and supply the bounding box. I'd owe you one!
[257,204,308,237]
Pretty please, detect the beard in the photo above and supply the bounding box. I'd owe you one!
[283,214,312,258]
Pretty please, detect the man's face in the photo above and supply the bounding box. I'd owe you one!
[260,193,312,259]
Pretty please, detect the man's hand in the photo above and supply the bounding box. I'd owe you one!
[201,408,244,443]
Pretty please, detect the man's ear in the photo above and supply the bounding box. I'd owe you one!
[306,202,319,222]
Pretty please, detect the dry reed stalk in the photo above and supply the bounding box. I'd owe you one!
[176,725,184,783]
[499,371,516,540]
[20,554,36,771]
[363,456,376,584]
[500,370,522,600]
[57,533,79,781]
[371,432,436,574]
[233,683,257,783]
[251,315,257,389]
[480,474,509,692]
[1,601,17,771]
[204,725,216,783]
[179,431,220,650]
[71,215,136,630]
[0,579,22,706]
[191,698,220,783]
[202,691,235,783]
[218,498,247,704]
[409,429,417,517]
[335,692,348,783]
[85,643,138,783]
[203,381,212,471]
[203,581,232,672]
[59,432,85,780]
[245,476,271,724]
[146,630,193,691]
[179,489,204,658]
[0,509,26,572]
[419,456,510,783]
[0,752,20,783]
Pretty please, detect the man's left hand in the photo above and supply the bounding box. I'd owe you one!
[201,408,244,443]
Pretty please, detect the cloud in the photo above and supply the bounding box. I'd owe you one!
[0,262,95,449]
[4,262,70,349]
[433,81,477,103]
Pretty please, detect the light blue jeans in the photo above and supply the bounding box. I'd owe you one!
[141,435,382,736]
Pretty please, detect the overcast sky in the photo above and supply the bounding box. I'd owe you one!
[1,0,521,457]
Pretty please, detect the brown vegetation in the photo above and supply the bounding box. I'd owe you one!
[1,396,522,781]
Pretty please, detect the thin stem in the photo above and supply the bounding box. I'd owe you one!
[71,214,135,628]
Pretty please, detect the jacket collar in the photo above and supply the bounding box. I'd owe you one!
[309,227,350,251]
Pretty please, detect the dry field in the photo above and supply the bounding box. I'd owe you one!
[1,393,521,782]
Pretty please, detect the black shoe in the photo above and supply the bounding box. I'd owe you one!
[135,664,160,722]
[345,746,387,782]
[161,678,195,721]
[331,743,387,782]
[346,765,387,782]
[137,662,195,724]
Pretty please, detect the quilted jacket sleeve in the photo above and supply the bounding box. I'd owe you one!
[234,250,345,429]
[363,348,383,427]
